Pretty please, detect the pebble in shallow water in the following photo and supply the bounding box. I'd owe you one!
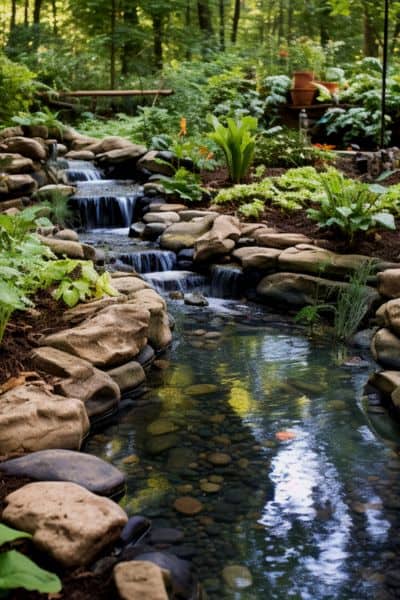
[222,565,253,590]
[207,453,232,466]
[173,496,204,516]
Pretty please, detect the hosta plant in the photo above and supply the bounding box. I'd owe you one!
[308,170,396,242]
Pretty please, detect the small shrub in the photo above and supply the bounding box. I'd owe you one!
[238,199,265,219]
[158,167,204,203]
[307,170,396,242]
[208,115,258,183]
[255,128,335,168]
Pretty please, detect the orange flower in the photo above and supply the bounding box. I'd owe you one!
[179,117,187,137]
[199,147,214,161]
[278,48,289,58]
[275,430,296,442]
[313,143,336,151]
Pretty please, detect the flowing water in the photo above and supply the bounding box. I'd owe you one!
[70,181,142,229]
[73,176,400,599]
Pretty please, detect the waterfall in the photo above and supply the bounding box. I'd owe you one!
[70,181,142,230]
[65,160,102,182]
[143,271,207,294]
[116,250,177,273]
[210,265,244,299]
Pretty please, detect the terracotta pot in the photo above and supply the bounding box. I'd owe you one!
[292,71,315,89]
[290,88,316,106]
[315,80,340,95]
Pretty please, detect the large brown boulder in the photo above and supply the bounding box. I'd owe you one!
[111,276,150,295]
[0,153,34,174]
[87,136,139,155]
[32,346,120,420]
[257,271,378,308]
[0,382,89,454]
[378,269,400,298]
[194,215,240,262]
[114,561,169,600]
[107,361,146,393]
[0,126,24,139]
[0,136,47,161]
[371,328,400,369]
[233,246,281,270]
[375,299,400,336]
[95,145,148,166]
[3,482,127,567]
[278,244,383,278]
[44,304,150,368]
[37,235,85,259]
[254,231,312,249]
[369,371,400,395]
[1,174,37,197]
[130,289,172,350]
[160,215,216,251]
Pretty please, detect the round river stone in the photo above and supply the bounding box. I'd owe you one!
[173,496,204,515]
[147,419,179,436]
[208,452,232,466]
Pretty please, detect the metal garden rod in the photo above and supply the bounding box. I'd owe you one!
[381,0,390,147]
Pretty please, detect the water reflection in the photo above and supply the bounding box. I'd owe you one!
[85,300,398,599]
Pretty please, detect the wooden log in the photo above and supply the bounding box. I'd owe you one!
[57,89,174,98]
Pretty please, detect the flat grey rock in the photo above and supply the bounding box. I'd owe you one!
[0,449,125,499]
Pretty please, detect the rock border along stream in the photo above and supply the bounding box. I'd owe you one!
[0,124,400,598]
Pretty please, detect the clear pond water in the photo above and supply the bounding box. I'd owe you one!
[85,294,400,600]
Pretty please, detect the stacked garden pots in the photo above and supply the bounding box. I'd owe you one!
[290,71,316,106]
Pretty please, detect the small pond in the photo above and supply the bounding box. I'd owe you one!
[85,286,400,599]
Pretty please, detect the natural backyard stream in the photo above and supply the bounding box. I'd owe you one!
[71,167,400,599]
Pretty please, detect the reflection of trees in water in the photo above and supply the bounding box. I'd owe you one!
[85,309,397,599]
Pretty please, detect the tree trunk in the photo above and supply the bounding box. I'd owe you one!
[277,0,284,46]
[219,0,225,51]
[10,0,17,32]
[363,4,378,56]
[24,0,29,25]
[186,0,192,60]
[287,0,293,44]
[110,0,116,88]
[197,0,213,35]
[153,13,163,70]
[231,0,240,44]
[121,1,140,76]
[319,0,331,46]
[33,0,42,24]
[51,0,58,35]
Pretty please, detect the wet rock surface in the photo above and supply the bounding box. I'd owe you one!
[0,449,126,498]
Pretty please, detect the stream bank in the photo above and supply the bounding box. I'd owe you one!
[1,127,400,598]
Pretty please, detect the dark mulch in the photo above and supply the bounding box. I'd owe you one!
[0,472,118,600]
[377,170,400,186]
[0,290,66,387]
[200,159,400,263]
[262,206,400,262]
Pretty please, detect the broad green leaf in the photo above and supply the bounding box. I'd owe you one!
[62,286,80,307]
[0,550,62,593]
[373,212,396,230]
[0,524,31,546]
